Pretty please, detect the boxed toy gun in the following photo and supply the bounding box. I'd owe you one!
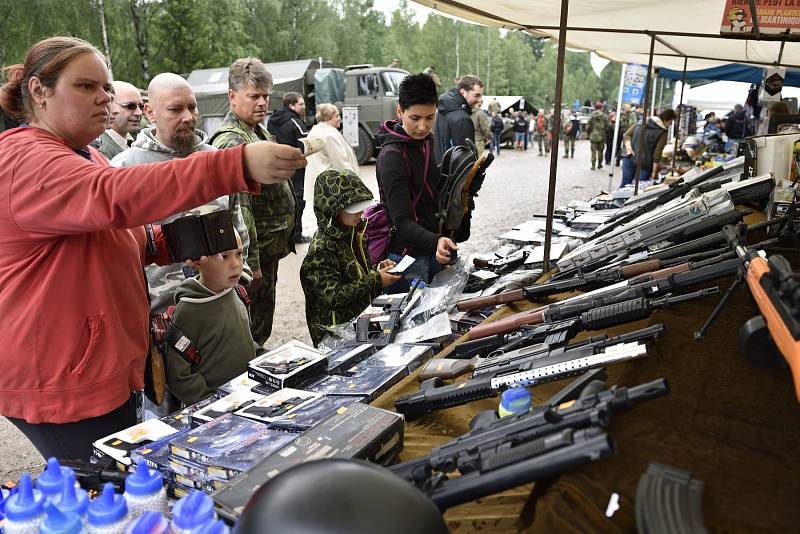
[324,343,376,374]
[217,372,261,396]
[304,365,407,402]
[191,389,266,426]
[93,419,180,469]
[266,396,361,433]
[130,427,190,479]
[169,414,267,463]
[233,388,320,424]
[248,340,327,389]
[212,403,404,520]
[159,395,218,431]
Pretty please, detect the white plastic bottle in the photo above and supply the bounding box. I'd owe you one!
[39,501,85,534]
[4,474,45,534]
[124,511,169,534]
[169,491,216,534]
[190,520,229,534]
[123,464,168,520]
[87,483,129,534]
[53,473,89,525]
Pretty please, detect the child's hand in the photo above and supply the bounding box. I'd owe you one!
[435,237,458,265]
[378,264,401,288]
[377,259,397,270]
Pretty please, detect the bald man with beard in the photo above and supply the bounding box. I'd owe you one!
[94,80,144,160]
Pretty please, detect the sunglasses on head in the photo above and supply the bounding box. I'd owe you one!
[118,102,144,111]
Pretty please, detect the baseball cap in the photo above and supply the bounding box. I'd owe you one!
[342,199,373,214]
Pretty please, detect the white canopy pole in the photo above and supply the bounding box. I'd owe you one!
[607,63,627,189]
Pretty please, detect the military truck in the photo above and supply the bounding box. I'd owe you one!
[188,60,408,164]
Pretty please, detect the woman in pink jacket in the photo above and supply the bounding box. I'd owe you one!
[0,36,305,460]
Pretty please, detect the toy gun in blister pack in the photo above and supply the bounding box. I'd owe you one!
[355,279,423,347]
[695,223,800,400]
[423,288,716,382]
[394,324,664,419]
[389,370,669,509]
[472,246,531,274]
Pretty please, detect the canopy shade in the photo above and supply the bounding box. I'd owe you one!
[413,0,800,71]
[659,63,800,87]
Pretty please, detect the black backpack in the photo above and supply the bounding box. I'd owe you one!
[434,139,494,240]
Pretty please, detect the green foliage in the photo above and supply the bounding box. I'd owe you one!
[0,0,630,106]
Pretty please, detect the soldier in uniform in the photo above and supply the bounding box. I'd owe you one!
[210,58,296,346]
[585,101,610,170]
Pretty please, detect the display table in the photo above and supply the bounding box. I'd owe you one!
[372,218,800,533]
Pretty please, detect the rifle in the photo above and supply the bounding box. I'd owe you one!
[695,223,800,400]
[390,373,669,510]
[468,255,743,340]
[457,242,750,312]
[423,289,716,381]
[394,324,664,418]
[355,279,422,346]
[588,164,729,241]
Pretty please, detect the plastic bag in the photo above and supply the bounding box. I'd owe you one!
[403,260,469,329]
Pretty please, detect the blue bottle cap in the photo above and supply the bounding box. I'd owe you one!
[55,472,88,517]
[36,458,68,499]
[191,519,230,534]
[5,473,45,522]
[129,510,170,534]
[499,387,531,418]
[125,463,163,497]
[40,501,83,534]
[88,483,128,526]
[172,490,215,531]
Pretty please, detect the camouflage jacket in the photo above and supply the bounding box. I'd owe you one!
[619,110,639,134]
[210,111,295,265]
[586,110,610,143]
[94,130,128,161]
[300,170,382,346]
[110,127,252,314]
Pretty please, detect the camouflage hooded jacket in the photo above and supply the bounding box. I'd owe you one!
[300,170,382,346]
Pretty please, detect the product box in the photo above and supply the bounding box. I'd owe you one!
[93,419,179,468]
[169,414,268,463]
[303,364,407,402]
[267,395,363,433]
[213,403,404,519]
[160,395,219,431]
[359,344,435,374]
[233,388,320,424]
[200,428,295,481]
[130,427,190,478]
[217,372,262,396]
[248,340,328,389]
[190,389,266,427]
[324,343,376,374]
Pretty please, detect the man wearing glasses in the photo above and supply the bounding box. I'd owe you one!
[433,74,484,164]
[95,81,144,160]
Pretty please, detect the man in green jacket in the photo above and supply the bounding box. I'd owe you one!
[210,58,296,345]
[585,101,610,170]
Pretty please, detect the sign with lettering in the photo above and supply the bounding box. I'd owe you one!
[721,0,800,35]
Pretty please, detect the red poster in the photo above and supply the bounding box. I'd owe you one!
[720,0,800,35]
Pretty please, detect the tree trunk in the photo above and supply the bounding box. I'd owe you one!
[130,0,151,82]
[96,0,113,77]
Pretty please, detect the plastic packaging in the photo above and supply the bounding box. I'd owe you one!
[39,501,85,534]
[87,483,129,534]
[36,458,74,503]
[403,260,469,329]
[170,491,215,534]
[4,474,45,534]
[498,387,532,418]
[123,464,168,519]
[123,511,169,534]
[54,473,88,521]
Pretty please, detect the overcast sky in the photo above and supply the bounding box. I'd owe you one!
[372,0,435,24]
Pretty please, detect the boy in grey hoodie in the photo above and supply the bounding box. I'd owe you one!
[165,230,257,405]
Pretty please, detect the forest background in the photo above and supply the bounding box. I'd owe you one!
[0,0,655,109]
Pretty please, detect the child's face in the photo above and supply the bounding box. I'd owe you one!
[337,210,363,227]
[197,232,244,293]
[397,103,437,140]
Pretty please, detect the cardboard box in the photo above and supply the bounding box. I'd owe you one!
[93,419,179,468]
[212,403,404,518]
[169,414,268,463]
[248,340,327,389]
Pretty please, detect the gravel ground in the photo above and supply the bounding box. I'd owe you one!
[0,139,616,482]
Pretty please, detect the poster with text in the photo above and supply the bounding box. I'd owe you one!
[721,0,800,35]
[622,64,648,105]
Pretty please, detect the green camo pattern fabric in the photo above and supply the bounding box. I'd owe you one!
[210,111,296,263]
[300,169,382,346]
[587,110,610,143]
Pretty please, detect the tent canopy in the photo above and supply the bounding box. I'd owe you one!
[673,80,800,114]
[660,63,800,87]
[413,1,800,71]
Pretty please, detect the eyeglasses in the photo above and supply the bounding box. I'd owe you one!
[118,102,144,111]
